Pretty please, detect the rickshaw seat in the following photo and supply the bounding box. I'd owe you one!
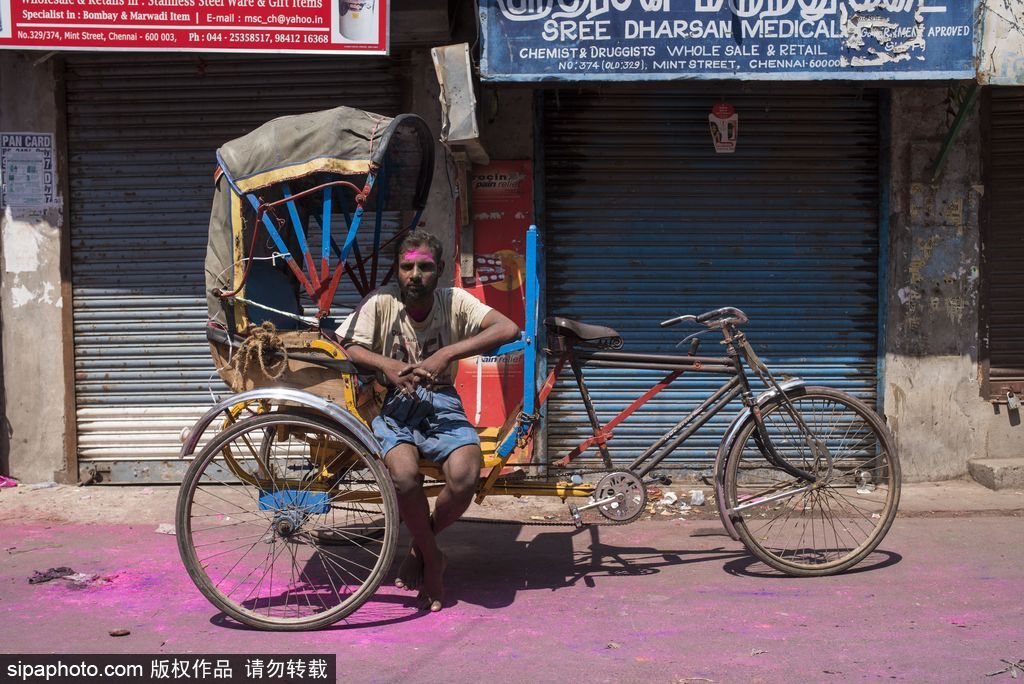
[417,401,527,482]
[544,317,622,347]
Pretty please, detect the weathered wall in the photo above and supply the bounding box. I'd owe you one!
[0,52,69,483]
[884,85,1022,481]
[979,1,1024,85]
[478,87,534,161]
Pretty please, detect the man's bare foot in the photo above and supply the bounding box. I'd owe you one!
[416,552,446,612]
[394,547,423,592]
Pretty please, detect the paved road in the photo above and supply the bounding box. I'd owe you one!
[2,513,1022,682]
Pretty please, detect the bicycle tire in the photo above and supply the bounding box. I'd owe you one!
[723,386,900,576]
[176,411,398,630]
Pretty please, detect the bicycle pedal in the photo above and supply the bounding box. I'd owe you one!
[567,503,583,528]
[644,472,672,487]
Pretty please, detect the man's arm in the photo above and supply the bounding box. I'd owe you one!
[413,310,520,381]
[343,343,422,393]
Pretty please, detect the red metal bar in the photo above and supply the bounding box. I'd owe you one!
[537,351,570,405]
[260,179,362,207]
[286,257,316,300]
[318,258,348,317]
[303,251,321,290]
[605,370,682,432]
[555,370,682,467]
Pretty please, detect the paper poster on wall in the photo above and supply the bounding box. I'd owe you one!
[456,160,533,434]
[709,102,738,153]
[1,133,55,209]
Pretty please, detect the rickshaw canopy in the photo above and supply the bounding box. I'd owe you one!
[205,106,435,331]
[215,107,434,209]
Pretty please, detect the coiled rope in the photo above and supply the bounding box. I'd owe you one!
[232,322,289,380]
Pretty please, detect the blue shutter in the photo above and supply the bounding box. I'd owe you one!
[543,86,881,466]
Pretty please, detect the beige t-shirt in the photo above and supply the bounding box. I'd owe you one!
[338,284,493,385]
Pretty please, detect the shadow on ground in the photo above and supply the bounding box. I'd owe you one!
[204,520,903,631]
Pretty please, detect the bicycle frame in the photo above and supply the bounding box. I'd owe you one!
[467,224,811,505]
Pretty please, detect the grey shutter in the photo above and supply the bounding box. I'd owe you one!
[66,54,401,480]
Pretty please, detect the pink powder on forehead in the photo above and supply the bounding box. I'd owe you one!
[401,249,436,263]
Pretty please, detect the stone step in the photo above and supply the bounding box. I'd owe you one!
[967,457,1024,491]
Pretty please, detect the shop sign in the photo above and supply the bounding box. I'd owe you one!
[481,0,977,81]
[0,0,388,54]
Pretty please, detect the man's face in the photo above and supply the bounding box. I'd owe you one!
[396,246,440,302]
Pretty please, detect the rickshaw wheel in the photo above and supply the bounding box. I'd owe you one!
[220,399,272,430]
[176,410,398,631]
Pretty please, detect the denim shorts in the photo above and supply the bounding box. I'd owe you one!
[371,385,480,463]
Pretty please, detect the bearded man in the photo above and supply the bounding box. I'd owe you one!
[340,230,520,612]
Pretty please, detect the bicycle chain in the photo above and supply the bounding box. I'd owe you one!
[459,515,638,528]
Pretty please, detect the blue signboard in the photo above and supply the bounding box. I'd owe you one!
[481,0,977,81]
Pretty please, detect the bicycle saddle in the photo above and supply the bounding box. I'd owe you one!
[544,317,623,348]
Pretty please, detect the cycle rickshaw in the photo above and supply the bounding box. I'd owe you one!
[176,106,901,631]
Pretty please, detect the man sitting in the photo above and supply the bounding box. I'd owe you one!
[339,230,520,612]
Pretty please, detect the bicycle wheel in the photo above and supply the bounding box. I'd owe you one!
[723,386,900,576]
[176,410,398,630]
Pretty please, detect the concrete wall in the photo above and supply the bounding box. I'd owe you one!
[883,85,1022,481]
[0,52,69,483]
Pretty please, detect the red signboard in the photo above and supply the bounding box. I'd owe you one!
[0,0,387,53]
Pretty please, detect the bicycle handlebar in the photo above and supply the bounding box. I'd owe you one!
[659,314,696,328]
[660,307,749,329]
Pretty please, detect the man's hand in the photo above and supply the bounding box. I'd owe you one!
[382,358,421,394]
[400,350,451,387]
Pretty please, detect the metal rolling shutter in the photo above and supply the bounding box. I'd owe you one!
[984,87,1024,398]
[543,86,880,467]
[66,54,401,481]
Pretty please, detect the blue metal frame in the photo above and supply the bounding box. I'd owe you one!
[281,183,312,260]
[495,224,541,458]
[339,172,376,264]
[241,172,379,275]
[246,193,293,261]
[320,186,333,264]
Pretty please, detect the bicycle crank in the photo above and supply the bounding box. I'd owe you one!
[591,471,647,524]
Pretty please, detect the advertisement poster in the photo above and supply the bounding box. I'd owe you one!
[1,132,56,209]
[456,160,533,434]
[481,0,976,81]
[0,0,387,54]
